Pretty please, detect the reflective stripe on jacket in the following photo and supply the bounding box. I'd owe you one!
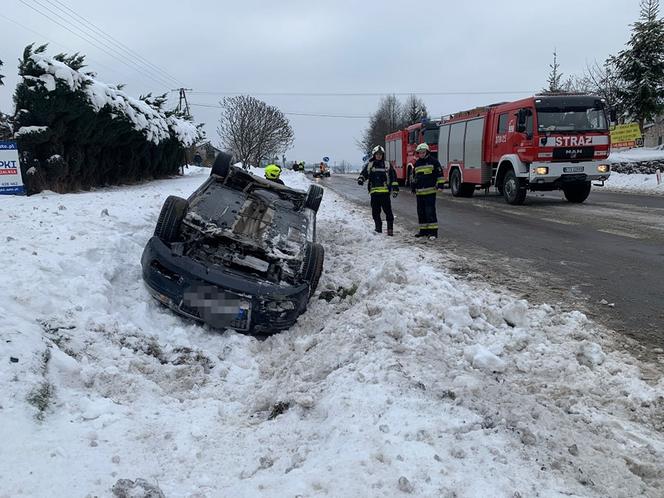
[413,155,443,196]
[358,160,399,195]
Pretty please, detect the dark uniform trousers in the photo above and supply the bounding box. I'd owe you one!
[416,194,438,236]
[371,193,394,232]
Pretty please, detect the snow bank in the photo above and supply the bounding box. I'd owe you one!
[604,171,664,195]
[608,147,664,163]
[27,54,198,146]
[0,169,662,497]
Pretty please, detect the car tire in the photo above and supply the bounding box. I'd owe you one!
[563,182,591,203]
[503,170,527,205]
[154,196,189,242]
[210,151,232,177]
[303,243,325,297]
[305,184,324,212]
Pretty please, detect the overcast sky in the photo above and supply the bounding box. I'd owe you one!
[1,0,641,165]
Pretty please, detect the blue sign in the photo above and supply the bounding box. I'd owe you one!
[322,156,329,162]
[0,141,25,195]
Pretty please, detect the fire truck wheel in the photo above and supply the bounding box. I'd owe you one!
[563,182,592,203]
[503,171,527,205]
[450,169,462,197]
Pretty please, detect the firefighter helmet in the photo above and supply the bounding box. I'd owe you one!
[415,143,430,152]
[372,145,385,155]
[265,164,282,180]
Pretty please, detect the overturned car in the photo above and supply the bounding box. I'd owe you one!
[141,161,324,334]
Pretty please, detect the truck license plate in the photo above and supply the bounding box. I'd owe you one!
[563,166,584,173]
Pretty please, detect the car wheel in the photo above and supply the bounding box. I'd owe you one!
[210,151,232,177]
[303,243,325,297]
[154,196,189,242]
[305,184,324,212]
[563,182,591,203]
[503,170,527,205]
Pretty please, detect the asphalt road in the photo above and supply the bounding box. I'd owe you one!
[319,174,664,349]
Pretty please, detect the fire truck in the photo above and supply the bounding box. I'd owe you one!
[385,120,440,185]
[438,94,611,204]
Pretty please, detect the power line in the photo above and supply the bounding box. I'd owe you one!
[0,12,136,83]
[18,0,174,90]
[42,0,184,87]
[189,90,534,97]
[26,0,175,89]
[188,102,371,119]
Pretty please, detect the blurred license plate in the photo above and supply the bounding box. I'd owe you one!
[183,286,249,315]
[563,166,584,173]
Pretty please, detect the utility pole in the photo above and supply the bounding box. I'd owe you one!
[172,87,193,118]
[171,88,193,174]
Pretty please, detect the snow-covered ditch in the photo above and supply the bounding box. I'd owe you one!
[1,167,662,497]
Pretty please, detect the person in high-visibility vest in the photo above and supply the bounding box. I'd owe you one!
[357,145,399,235]
[411,143,444,239]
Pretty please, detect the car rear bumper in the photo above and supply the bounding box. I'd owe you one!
[141,236,310,334]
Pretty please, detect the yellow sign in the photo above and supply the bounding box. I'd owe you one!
[610,123,642,144]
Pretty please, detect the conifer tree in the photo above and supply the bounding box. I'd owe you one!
[544,50,567,93]
[613,0,664,130]
[12,44,201,194]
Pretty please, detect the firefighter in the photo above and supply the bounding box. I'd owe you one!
[411,142,444,239]
[357,145,399,235]
[264,164,285,185]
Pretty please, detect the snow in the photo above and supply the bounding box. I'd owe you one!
[608,146,664,163]
[603,172,664,195]
[1,167,663,497]
[14,125,49,137]
[601,147,664,194]
[26,54,199,146]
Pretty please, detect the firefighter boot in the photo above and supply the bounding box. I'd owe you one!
[387,228,393,236]
[374,222,382,234]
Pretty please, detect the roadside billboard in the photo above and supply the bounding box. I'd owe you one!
[610,123,642,150]
[0,141,25,195]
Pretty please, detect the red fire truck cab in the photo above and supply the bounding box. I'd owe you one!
[386,121,440,185]
[438,95,611,204]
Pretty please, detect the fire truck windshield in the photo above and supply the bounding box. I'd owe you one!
[536,106,608,133]
[423,128,439,145]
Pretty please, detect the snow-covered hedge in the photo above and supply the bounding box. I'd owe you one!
[609,160,664,174]
[12,44,203,194]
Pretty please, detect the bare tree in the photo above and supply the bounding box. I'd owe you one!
[568,59,624,119]
[332,160,351,174]
[217,95,294,169]
[357,94,404,154]
[402,94,429,124]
